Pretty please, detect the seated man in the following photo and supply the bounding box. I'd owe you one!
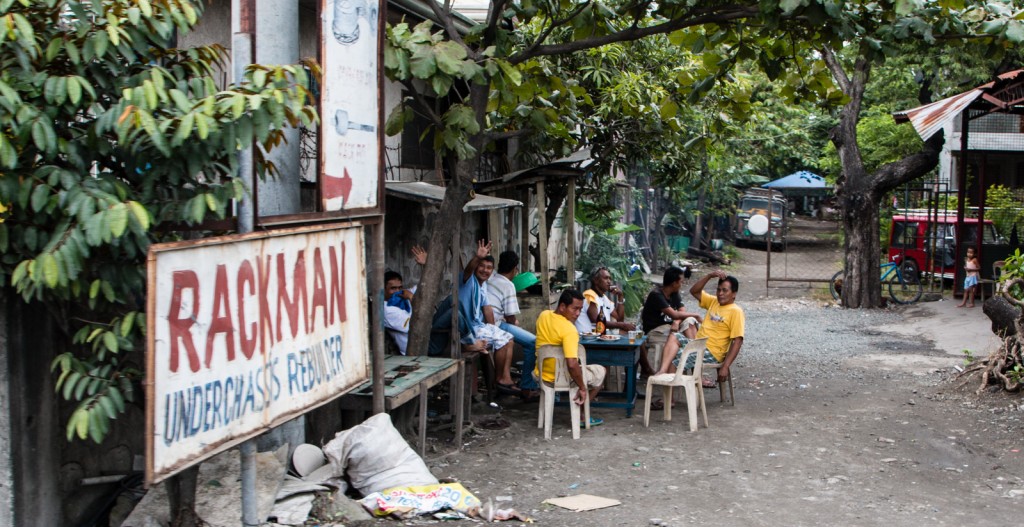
[639,265,703,375]
[535,289,606,424]
[641,266,703,336]
[487,250,539,400]
[654,270,744,389]
[464,247,517,394]
[575,266,636,335]
[382,246,427,355]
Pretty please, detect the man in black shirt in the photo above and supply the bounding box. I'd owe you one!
[641,266,703,346]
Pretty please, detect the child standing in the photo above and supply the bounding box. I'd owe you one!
[958,246,980,308]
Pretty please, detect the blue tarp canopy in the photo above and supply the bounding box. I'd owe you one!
[763,171,828,189]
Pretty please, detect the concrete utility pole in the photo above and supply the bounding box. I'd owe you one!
[234,0,302,525]
[254,0,301,217]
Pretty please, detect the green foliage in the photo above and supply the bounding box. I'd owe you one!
[984,184,1024,239]
[0,0,317,443]
[576,231,648,316]
[962,349,975,366]
[1000,249,1024,301]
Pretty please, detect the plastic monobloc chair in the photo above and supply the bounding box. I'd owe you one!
[536,344,591,440]
[643,338,708,432]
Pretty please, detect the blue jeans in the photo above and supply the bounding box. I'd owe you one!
[498,321,537,390]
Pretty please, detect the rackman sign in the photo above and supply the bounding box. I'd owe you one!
[145,224,369,484]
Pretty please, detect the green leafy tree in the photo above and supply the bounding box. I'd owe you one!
[0,0,317,442]
[814,1,1021,308]
[384,1,1023,351]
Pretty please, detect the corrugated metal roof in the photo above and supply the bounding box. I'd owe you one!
[893,89,983,140]
[385,181,521,211]
[893,69,1024,140]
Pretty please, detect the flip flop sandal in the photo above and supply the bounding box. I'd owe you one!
[701,378,717,388]
[496,382,522,395]
[581,417,604,427]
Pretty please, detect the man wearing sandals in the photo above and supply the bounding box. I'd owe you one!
[652,270,744,405]
[535,289,607,426]
[462,242,520,395]
[487,251,540,401]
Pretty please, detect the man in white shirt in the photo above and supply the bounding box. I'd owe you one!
[576,266,637,335]
[487,251,539,400]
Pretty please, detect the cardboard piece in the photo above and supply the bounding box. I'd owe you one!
[543,494,621,512]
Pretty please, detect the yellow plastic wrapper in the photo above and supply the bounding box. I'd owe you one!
[360,482,482,518]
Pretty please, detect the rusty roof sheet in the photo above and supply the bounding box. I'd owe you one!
[893,69,1024,140]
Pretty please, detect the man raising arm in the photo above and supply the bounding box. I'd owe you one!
[688,270,744,383]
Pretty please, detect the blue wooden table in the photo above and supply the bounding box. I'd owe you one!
[579,335,647,418]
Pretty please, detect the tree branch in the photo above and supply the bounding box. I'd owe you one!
[519,1,593,60]
[821,46,850,93]
[425,0,467,49]
[484,128,532,142]
[509,6,758,65]
[400,78,444,128]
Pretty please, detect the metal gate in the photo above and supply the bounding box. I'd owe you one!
[765,211,843,291]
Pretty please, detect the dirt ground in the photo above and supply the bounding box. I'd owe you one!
[406,244,1024,527]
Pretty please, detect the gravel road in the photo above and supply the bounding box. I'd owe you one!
[403,247,1024,527]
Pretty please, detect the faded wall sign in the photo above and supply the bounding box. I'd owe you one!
[146,225,369,484]
[320,0,381,212]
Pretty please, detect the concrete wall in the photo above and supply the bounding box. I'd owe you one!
[0,287,62,525]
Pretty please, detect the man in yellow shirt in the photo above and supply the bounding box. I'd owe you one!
[653,270,744,386]
[535,289,607,407]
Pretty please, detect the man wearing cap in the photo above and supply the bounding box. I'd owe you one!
[487,250,539,401]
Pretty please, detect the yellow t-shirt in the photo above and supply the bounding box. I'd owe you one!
[534,309,580,384]
[695,291,745,362]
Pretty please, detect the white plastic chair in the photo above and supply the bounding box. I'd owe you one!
[536,344,591,440]
[644,325,674,372]
[643,338,708,432]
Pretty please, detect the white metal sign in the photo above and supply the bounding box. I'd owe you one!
[320,0,381,212]
[146,225,369,484]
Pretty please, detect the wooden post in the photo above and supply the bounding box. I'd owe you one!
[371,222,385,413]
[488,209,501,250]
[537,181,550,303]
[566,180,576,288]
[521,189,530,271]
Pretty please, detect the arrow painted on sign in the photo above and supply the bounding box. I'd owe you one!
[323,167,353,207]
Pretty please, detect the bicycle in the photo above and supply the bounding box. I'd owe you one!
[830,255,923,304]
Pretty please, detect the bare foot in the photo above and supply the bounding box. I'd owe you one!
[956,304,965,308]
[968,303,975,308]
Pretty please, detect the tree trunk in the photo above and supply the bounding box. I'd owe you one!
[406,84,488,356]
[983,294,1019,338]
[650,192,668,271]
[823,51,942,308]
[693,187,707,251]
[841,183,883,308]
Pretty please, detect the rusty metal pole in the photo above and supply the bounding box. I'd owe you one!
[371,221,386,414]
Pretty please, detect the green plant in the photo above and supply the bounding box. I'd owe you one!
[577,231,649,317]
[1008,363,1024,383]
[985,184,1024,240]
[1001,249,1024,301]
[1,0,317,442]
[962,349,975,366]
[722,245,740,264]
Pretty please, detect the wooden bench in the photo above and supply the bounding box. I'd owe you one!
[338,355,462,456]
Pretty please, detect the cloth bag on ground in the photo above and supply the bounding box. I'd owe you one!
[322,413,438,496]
